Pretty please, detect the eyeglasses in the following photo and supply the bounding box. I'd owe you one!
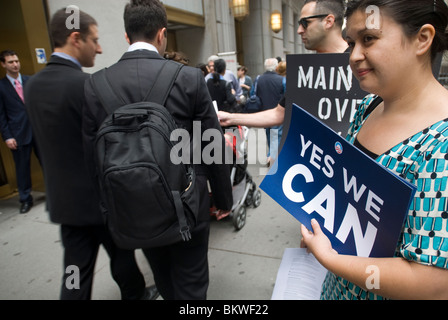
[298,14,329,29]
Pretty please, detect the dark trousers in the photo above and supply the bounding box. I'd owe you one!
[142,174,211,300]
[60,224,146,300]
[142,221,210,300]
[11,143,33,203]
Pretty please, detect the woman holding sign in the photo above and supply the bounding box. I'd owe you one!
[301,0,448,300]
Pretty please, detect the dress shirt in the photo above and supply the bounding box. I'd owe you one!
[51,52,82,69]
[6,73,23,89]
[127,42,159,54]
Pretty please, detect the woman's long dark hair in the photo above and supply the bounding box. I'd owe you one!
[212,59,227,85]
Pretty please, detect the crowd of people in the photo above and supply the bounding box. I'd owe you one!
[0,0,447,301]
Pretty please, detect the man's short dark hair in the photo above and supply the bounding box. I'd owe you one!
[0,50,18,63]
[124,0,168,44]
[304,0,345,28]
[50,8,97,48]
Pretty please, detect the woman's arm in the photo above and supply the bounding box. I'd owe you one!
[218,104,285,128]
[301,219,448,300]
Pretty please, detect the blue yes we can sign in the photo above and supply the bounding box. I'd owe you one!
[260,105,416,258]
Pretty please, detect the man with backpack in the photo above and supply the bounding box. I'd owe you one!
[82,0,233,300]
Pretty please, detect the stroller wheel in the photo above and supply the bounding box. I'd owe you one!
[233,205,247,230]
[245,189,254,207]
[245,182,257,207]
[253,189,262,208]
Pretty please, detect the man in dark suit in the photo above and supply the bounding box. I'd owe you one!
[25,8,156,300]
[0,50,36,213]
[83,0,233,300]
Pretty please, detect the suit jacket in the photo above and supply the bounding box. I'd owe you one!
[24,56,103,226]
[82,50,233,220]
[256,71,285,111]
[0,75,33,145]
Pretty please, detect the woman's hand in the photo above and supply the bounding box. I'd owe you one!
[300,219,338,263]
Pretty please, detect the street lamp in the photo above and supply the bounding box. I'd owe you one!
[229,0,249,21]
[271,10,282,33]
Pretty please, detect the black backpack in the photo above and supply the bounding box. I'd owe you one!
[91,60,199,250]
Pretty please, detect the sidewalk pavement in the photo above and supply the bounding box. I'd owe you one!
[0,164,300,300]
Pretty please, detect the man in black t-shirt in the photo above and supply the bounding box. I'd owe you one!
[218,0,348,129]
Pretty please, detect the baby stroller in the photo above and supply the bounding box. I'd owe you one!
[210,126,262,230]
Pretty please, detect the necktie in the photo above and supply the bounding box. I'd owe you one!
[15,79,24,103]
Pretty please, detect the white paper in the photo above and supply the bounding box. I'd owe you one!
[271,248,328,300]
[212,100,219,114]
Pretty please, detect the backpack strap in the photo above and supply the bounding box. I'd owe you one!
[91,60,183,115]
[91,68,126,114]
[144,60,183,105]
[172,191,191,242]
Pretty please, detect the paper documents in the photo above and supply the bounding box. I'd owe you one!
[272,248,328,300]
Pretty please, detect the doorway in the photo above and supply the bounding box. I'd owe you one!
[0,0,51,198]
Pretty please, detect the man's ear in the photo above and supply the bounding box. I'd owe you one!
[157,27,167,44]
[415,24,435,57]
[125,32,131,45]
[69,31,83,48]
[124,32,131,45]
[323,14,336,30]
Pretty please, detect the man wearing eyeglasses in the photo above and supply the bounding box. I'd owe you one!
[298,0,348,53]
[218,0,348,131]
